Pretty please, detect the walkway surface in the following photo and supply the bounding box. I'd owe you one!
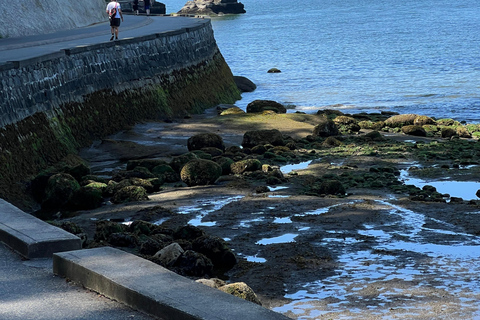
[0,14,206,63]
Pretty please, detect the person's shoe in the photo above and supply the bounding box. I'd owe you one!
[115,36,118,40]
[110,35,114,41]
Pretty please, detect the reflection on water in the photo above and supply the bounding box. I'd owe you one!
[256,233,298,245]
[280,161,312,174]
[274,200,480,319]
[176,195,244,227]
[400,169,480,200]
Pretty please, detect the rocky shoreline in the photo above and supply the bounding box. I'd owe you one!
[15,102,480,318]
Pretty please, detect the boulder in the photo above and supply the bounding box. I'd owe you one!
[267,68,281,73]
[107,232,138,248]
[170,152,199,173]
[174,250,214,277]
[180,159,222,186]
[42,173,81,212]
[333,116,361,134]
[178,0,246,15]
[218,282,262,305]
[152,164,179,182]
[413,115,436,126]
[441,127,456,139]
[402,125,427,137]
[230,159,262,175]
[312,118,339,137]
[68,183,105,210]
[234,76,256,92]
[196,278,227,289]
[242,129,284,148]
[384,114,418,128]
[154,242,185,267]
[192,235,237,270]
[111,186,149,204]
[187,133,225,152]
[312,179,346,196]
[94,220,128,242]
[246,100,286,114]
[174,225,206,241]
[213,156,234,175]
[219,106,246,115]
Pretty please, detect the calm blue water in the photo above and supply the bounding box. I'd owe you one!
[167,0,480,122]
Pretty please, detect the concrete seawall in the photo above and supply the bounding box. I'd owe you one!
[0,18,241,202]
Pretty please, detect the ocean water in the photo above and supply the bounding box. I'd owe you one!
[166,0,480,122]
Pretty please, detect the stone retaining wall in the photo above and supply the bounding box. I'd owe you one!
[0,20,240,204]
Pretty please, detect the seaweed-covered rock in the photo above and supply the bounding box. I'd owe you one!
[414,115,436,126]
[139,237,164,256]
[201,147,224,157]
[233,76,256,92]
[333,116,361,134]
[402,125,427,137]
[95,220,128,242]
[174,250,214,277]
[312,118,339,137]
[213,156,234,175]
[231,159,262,175]
[187,133,225,152]
[246,100,286,114]
[170,152,199,173]
[69,182,105,210]
[242,129,284,148]
[364,131,385,141]
[152,164,179,182]
[180,159,222,186]
[111,186,149,204]
[66,163,91,181]
[441,127,456,139]
[219,282,262,305]
[178,0,246,15]
[129,177,155,193]
[196,278,226,289]
[108,232,138,247]
[174,225,206,241]
[322,136,343,147]
[456,126,472,138]
[220,106,246,115]
[311,179,346,196]
[42,173,81,211]
[192,235,237,270]
[384,114,418,128]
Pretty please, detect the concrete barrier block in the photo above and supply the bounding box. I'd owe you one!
[53,247,290,320]
[0,199,81,259]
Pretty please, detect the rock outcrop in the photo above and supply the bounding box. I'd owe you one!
[178,0,246,15]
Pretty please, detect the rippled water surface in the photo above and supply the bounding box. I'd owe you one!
[168,0,480,122]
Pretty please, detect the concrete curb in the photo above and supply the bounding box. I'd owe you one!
[54,247,290,320]
[0,200,81,259]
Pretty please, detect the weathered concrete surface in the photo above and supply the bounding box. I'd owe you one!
[0,199,81,258]
[0,243,155,320]
[54,247,291,320]
[0,0,106,38]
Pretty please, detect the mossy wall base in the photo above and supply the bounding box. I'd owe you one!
[0,20,240,204]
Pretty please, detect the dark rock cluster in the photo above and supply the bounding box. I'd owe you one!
[178,0,245,15]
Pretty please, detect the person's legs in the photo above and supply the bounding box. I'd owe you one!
[114,26,119,39]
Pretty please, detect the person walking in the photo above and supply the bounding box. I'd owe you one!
[133,0,139,15]
[144,0,151,16]
[106,0,124,41]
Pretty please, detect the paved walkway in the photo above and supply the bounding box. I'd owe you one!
[0,14,207,63]
[0,243,154,320]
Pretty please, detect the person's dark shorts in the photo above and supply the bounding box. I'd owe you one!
[110,18,121,27]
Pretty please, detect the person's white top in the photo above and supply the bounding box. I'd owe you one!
[106,1,122,19]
